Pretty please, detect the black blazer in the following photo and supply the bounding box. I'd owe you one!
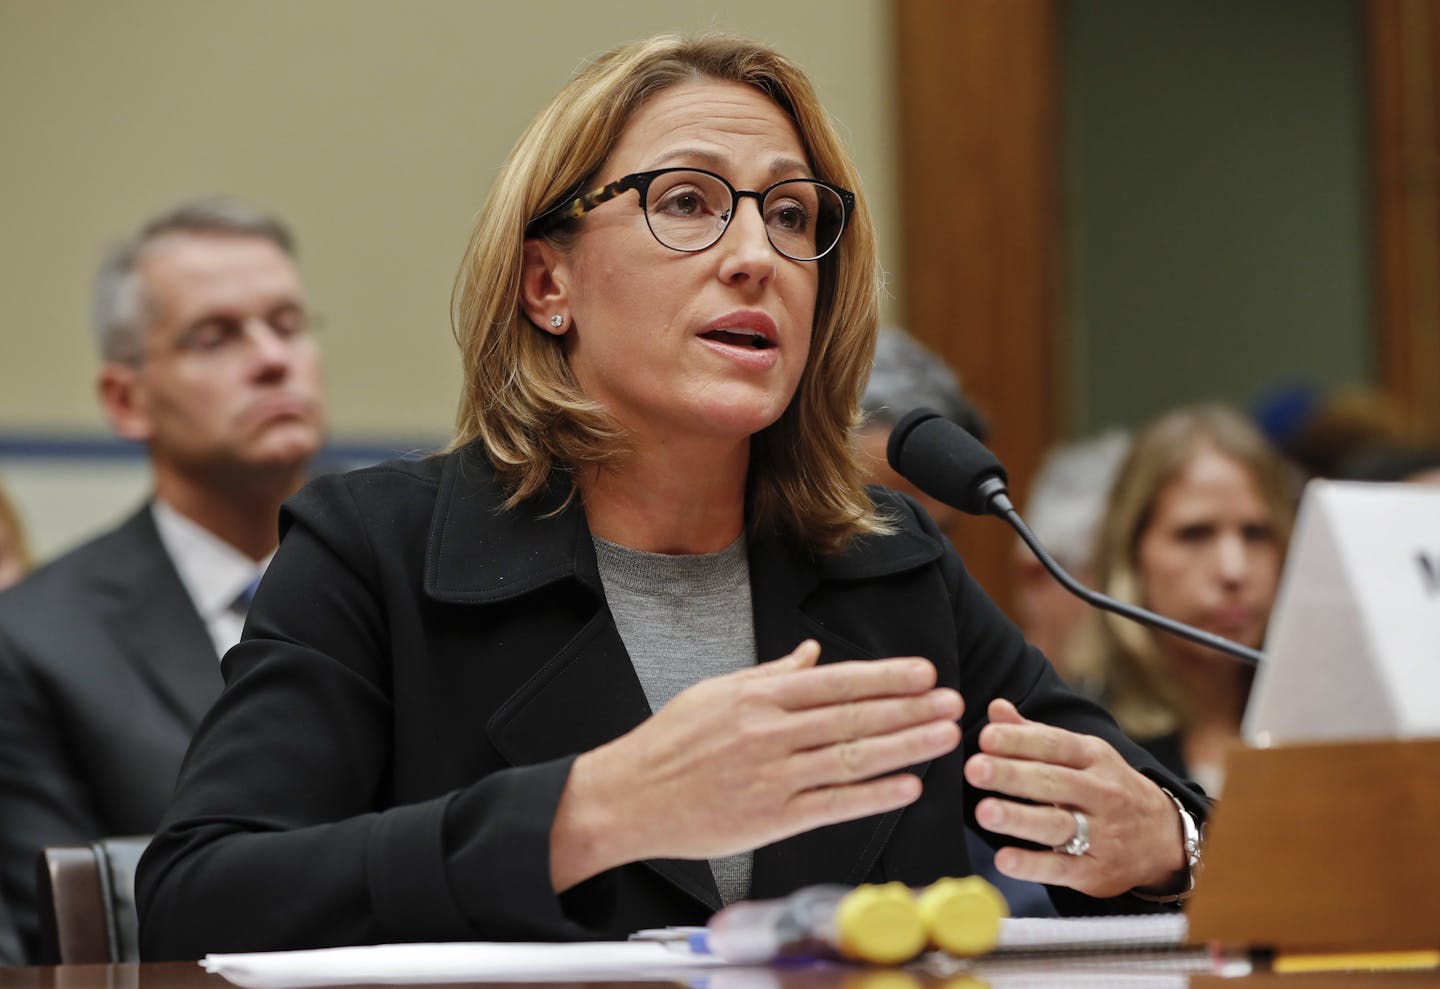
[0,887,20,966]
[0,506,221,962]
[137,446,1206,960]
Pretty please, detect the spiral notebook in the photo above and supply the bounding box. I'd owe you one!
[991,913,1188,955]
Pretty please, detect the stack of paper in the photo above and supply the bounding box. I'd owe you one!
[201,915,1196,989]
[202,940,723,988]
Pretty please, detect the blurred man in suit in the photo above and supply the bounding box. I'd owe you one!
[0,198,327,963]
[857,326,989,543]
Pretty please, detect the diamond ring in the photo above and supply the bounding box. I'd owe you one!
[1054,809,1090,856]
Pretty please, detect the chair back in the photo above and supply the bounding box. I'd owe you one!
[36,836,150,964]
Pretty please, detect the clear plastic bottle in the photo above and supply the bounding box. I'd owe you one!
[704,882,928,965]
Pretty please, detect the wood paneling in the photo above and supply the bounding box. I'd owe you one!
[1188,737,1440,952]
[893,0,1062,615]
[1369,0,1440,438]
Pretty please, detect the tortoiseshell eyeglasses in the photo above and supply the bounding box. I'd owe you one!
[526,167,855,262]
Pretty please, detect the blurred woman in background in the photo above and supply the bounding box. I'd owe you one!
[1072,404,1296,795]
[0,480,32,592]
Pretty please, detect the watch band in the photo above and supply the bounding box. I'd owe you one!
[1131,786,1202,904]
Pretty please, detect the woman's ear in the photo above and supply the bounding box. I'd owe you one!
[520,238,571,336]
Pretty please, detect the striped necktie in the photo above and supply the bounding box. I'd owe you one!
[230,575,262,617]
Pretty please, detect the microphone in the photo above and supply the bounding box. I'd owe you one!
[886,408,1264,667]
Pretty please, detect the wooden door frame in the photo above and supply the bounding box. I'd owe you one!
[893,0,1063,615]
[1369,0,1440,439]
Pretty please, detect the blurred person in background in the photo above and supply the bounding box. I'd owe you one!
[1011,431,1130,683]
[857,326,988,542]
[0,480,32,592]
[1253,382,1421,481]
[1337,444,1440,486]
[0,198,327,963]
[1069,405,1296,796]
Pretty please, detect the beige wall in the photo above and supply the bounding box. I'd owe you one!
[0,0,897,559]
[0,0,897,442]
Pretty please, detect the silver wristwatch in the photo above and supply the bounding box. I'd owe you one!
[1131,786,1202,904]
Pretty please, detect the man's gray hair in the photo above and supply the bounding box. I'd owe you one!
[1024,429,1131,569]
[861,326,988,440]
[91,197,296,363]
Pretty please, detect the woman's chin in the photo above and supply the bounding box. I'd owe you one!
[686,397,791,442]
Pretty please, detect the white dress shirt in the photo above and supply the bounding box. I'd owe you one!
[151,501,272,661]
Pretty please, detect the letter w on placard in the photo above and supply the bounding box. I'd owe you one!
[1420,550,1440,596]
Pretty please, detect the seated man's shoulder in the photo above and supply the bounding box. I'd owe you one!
[0,513,146,606]
[0,514,149,658]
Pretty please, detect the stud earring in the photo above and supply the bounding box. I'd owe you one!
[549,314,565,329]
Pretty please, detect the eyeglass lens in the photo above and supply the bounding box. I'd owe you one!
[643,170,845,261]
[172,305,312,356]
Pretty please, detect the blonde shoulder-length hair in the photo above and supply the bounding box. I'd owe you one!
[1072,404,1297,738]
[0,476,33,583]
[449,34,884,555]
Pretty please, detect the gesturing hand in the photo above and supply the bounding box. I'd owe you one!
[550,640,963,892]
[965,699,1186,898]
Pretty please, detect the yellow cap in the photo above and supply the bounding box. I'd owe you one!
[935,977,994,989]
[838,971,927,989]
[916,877,1008,957]
[833,883,928,965]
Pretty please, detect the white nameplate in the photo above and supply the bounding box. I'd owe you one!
[1244,480,1440,746]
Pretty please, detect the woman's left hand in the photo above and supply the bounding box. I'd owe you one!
[964,698,1186,898]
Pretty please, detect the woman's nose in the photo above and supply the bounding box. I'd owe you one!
[1216,532,1249,583]
[717,198,777,284]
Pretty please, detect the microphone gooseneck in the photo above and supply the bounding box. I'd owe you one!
[887,408,1264,668]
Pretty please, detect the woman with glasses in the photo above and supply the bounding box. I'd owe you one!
[138,35,1205,959]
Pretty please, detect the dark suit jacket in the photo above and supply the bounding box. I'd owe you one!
[1139,733,1189,782]
[137,446,1207,961]
[0,506,221,963]
[0,888,20,966]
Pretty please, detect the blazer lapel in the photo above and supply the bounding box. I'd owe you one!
[93,506,223,730]
[486,607,724,912]
[423,450,722,912]
[747,524,945,898]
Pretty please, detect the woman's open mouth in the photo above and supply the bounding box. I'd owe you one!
[699,328,775,349]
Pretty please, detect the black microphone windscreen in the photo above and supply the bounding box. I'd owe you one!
[886,408,1009,516]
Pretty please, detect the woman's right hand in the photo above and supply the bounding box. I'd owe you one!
[549,639,963,892]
